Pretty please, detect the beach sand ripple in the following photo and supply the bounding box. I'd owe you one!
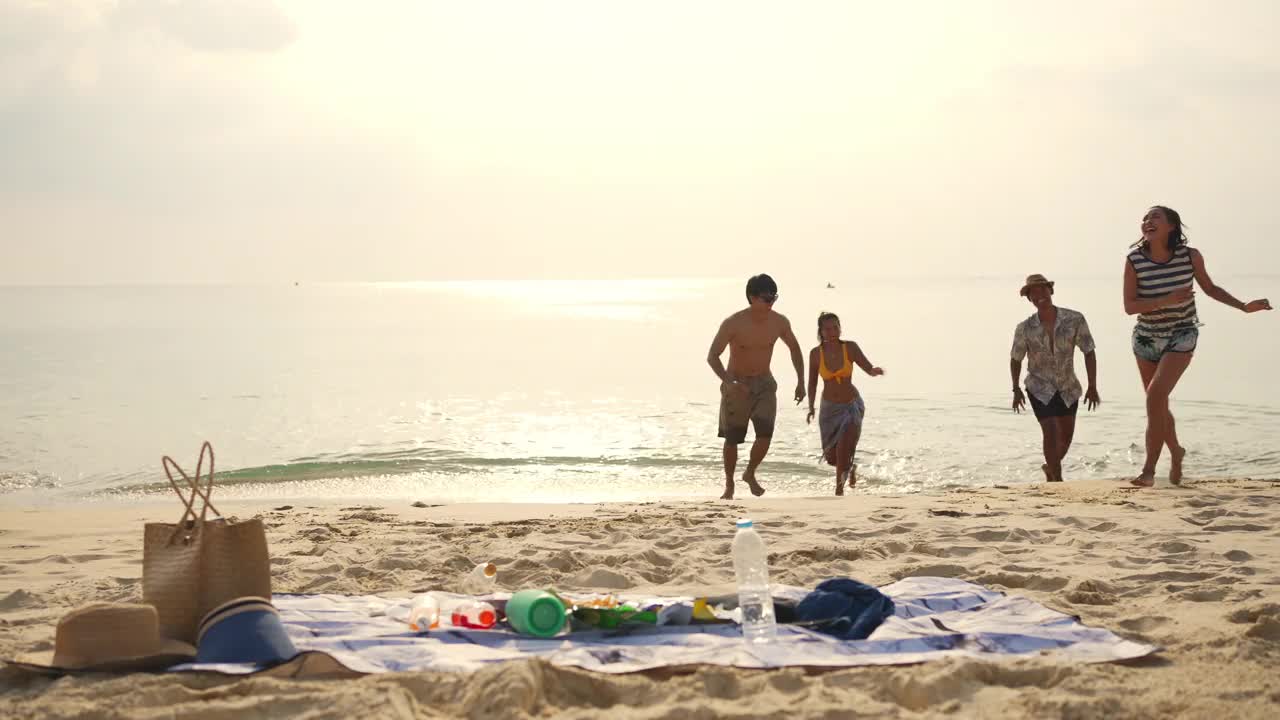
[1,478,1277,718]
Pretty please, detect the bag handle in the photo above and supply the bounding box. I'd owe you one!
[161,441,223,543]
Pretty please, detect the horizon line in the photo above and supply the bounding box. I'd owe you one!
[2,272,1278,289]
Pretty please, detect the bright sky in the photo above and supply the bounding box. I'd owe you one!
[2,1,1278,283]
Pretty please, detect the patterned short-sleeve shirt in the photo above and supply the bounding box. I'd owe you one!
[1010,307,1096,407]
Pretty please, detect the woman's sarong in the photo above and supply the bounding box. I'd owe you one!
[819,396,866,454]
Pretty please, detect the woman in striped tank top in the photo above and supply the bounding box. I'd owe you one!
[1123,206,1272,487]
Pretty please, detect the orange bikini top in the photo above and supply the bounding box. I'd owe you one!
[819,343,853,383]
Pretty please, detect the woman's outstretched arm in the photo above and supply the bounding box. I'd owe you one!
[1190,248,1272,313]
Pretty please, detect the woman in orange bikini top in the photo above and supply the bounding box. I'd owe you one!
[819,341,855,385]
[805,312,884,495]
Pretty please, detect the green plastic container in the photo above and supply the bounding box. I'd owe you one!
[506,590,567,637]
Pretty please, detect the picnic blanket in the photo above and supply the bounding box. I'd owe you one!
[165,577,1155,677]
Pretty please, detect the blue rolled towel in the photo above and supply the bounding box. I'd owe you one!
[794,578,894,640]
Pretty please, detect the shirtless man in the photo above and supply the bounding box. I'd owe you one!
[706,274,806,499]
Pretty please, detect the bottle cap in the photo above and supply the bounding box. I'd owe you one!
[736,519,753,529]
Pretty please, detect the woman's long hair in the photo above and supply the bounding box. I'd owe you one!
[1134,205,1189,250]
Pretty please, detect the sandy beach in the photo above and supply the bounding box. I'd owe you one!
[2,477,1278,718]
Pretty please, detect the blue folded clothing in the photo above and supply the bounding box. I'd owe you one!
[794,578,895,640]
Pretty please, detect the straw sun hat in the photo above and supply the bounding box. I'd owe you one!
[18,603,195,672]
[1019,274,1055,297]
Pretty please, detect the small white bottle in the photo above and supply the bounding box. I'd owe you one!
[407,593,441,632]
[460,562,498,595]
[731,519,776,644]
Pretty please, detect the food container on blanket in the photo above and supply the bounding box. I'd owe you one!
[506,590,567,637]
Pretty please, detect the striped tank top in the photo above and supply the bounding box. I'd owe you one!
[1128,245,1198,337]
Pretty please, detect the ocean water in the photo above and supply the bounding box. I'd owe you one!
[1,277,1277,504]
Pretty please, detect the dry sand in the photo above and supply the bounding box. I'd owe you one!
[2,477,1278,719]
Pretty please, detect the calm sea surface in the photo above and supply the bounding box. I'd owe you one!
[2,277,1277,504]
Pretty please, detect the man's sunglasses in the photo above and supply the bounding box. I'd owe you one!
[757,293,779,304]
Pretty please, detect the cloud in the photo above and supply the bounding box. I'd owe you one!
[0,0,307,199]
[0,2,99,98]
[110,0,296,54]
[3,2,1279,283]
[0,2,423,284]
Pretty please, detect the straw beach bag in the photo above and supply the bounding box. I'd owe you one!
[143,442,272,644]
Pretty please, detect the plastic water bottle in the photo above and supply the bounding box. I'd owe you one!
[731,519,776,644]
[407,594,440,632]
[450,601,497,629]
[460,562,498,595]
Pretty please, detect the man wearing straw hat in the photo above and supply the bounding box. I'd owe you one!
[1010,274,1101,482]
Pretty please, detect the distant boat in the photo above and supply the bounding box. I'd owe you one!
[826,283,835,289]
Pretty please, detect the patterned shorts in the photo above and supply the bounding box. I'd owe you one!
[718,374,777,444]
[1132,326,1199,364]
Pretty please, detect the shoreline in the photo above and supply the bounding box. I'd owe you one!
[1,472,1275,508]
[3,478,1279,718]
[13,467,1280,509]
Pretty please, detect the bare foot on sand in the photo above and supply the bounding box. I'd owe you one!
[1169,446,1186,486]
[1041,464,1053,483]
[847,466,857,490]
[720,481,734,500]
[1130,470,1155,488]
[743,469,766,497]
[835,470,846,496]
